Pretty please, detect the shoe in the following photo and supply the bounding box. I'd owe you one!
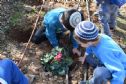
[110,27,115,31]
[110,27,115,37]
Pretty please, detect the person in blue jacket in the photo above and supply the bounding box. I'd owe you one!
[74,21,126,84]
[32,7,84,56]
[0,59,29,84]
[94,0,119,37]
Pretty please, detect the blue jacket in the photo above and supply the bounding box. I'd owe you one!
[0,59,28,84]
[43,8,78,48]
[95,0,126,7]
[86,34,126,84]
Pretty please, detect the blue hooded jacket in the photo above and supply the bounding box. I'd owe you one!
[0,59,28,84]
[86,34,126,84]
[43,8,78,48]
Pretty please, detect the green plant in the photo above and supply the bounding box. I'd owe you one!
[10,12,22,26]
[41,47,73,76]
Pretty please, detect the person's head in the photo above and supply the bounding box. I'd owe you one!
[74,21,99,48]
[60,8,84,32]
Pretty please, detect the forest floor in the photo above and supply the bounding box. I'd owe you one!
[0,0,126,84]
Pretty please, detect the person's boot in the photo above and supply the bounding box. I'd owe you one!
[110,27,115,37]
[31,27,48,44]
[110,27,115,31]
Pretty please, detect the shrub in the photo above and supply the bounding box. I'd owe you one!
[41,47,73,76]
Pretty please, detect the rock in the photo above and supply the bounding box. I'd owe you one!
[44,72,48,76]
[119,44,126,49]
[57,80,64,84]
[26,74,36,84]
[48,72,53,77]
[28,63,40,75]
[24,5,33,12]
[40,72,46,79]
[0,30,5,41]
[2,51,8,55]
[71,80,78,84]
[0,54,6,59]
[42,79,46,82]
[36,51,43,56]
[54,76,58,79]
[48,78,53,81]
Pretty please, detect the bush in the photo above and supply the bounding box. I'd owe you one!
[41,47,73,76]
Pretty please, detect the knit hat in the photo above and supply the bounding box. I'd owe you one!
[69,11,82,28]
[75,21,99,40]
[62,9,84,31]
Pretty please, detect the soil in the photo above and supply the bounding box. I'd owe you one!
[0,0,126,84]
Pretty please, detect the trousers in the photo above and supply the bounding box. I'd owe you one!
[85,55,112,84]
[98,3,119,37]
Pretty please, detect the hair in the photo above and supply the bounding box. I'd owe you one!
[74,32,99,43]
[61,9,84,32]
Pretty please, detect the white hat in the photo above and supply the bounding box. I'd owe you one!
[61,9,84,31]
[69,11,82,28]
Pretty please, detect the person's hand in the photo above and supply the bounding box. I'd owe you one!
[92,12,99,22]
[78,56,86,64]
[63,30,70,36]
[72,48,81,56]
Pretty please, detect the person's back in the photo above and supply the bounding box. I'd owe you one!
[86,34,126,71]
[32,7,84,56]
[43,8,66,26]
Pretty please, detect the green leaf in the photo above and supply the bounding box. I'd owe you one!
[40,46,73,76]
[58,69,65,76]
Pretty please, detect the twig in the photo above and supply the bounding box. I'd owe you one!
[86,0,91,21]
[83,63,88,81]
[76,0,81,10]
[66,67,69,84]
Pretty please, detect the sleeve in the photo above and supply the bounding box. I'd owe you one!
[0,59,28,84]
[85,47,92,56]
[45,23,59,47]
[100,52,125,84]
[11,60,29,84]
[70,32,79,48]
